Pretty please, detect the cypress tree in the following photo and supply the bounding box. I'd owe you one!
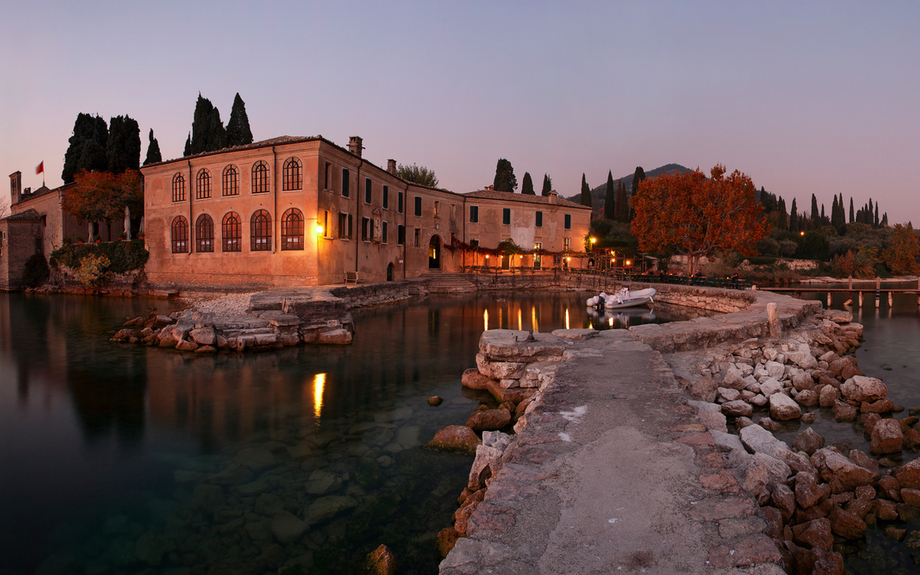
[521,172,535,195]
[875,204,880,228]
[226,93,253,147]
[62,113,109,183]
[849,197,854,223]
[541,173,552,196]
[882,213,889,227]
[615,181,629,223]
[144,129,162,166]
[604,170,615,220]
[789,198,798,232]
[631,166,646,197]
[580,174,591,208]
[493,159,517,192]
[183,133,192,157]
[777,196,788,230]
[106,115,141,174]
[189,93,226,155]
[810,193,819,222]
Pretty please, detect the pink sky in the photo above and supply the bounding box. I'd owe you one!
[2,1,918,226]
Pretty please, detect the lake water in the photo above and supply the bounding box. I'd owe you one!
[0,290,704,575]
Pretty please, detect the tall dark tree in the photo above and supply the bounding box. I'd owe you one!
[183,133,192,157]
[106,115,141,174]
[521,172,535,195]
[831,195,845,233]
[615,181,629,223]
[493,159,517,192]
[541,173,552,196]
[225,92,253,147]
[849,197,854,224]
[810,193,819,222]
[776,196,788,230]
[580,174,591,208]
[62,113,108,183]
[631,166,646,197]
[604,170,616,220]
[144,129,162,166]
[188,94,226,155]
[789,198,799,233]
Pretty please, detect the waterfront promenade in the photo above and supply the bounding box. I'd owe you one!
[439,328,785,574]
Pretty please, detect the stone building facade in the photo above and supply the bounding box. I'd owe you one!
[140,135,592,290]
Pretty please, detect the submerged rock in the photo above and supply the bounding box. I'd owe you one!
[425,425,481,455]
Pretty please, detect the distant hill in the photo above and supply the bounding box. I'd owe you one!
[565,164,692,213]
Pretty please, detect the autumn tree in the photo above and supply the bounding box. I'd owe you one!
[396,163,439,188]
[144,129,162,166]
[604,170,615,220]
[631,165,768,275]
[521,172,535,195]
[226,93,253,147]
[580,174,591,208]
[541,174,552,196]
[882,223,920,275]
[493,159,517,192]
[62,170,143,226]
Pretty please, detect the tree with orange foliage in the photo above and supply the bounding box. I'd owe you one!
[882,223,920,276]
[631,165,768,275]
[62,169,143,225]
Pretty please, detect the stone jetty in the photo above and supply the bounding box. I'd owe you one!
[437,285,903,575]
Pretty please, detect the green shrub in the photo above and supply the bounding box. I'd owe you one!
[74,254,112,288]
[22,254,50,287]
[50,239,148,274]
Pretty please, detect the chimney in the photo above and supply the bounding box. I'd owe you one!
[10,171,22,205]
[348,136,364,158]
[548,189,557,204]
[387,159,396,175]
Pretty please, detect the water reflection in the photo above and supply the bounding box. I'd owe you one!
[313,372,326,420]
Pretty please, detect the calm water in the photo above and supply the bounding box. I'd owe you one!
[0,290,702,575]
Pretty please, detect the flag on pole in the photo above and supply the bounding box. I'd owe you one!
[36,162,44,175]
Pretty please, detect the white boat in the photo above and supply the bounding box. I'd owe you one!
[602,287,656,310]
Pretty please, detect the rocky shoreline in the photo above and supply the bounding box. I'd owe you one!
[432,286,917,574]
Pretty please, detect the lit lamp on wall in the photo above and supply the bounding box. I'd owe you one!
[315,223,324,235]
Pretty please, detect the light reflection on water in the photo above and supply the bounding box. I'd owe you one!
[0,290,708,575]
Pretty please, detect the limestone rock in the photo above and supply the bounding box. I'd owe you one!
[869,419,904,455]
[795,389,820,407]
[833,401,857,422]
[271,511,308,543]
[840,375,887,403]
[819,385,840,407]
[792,518,833,552]
[829,506,866,539]
[721,400,752,417]
[770,393,802,421]
[466,408,511,432]
[759,377,784,397]
[739,424,787,457]
[811,448,879,491]
[792,428,825,456]
[437,527,460,559]
[189,326,216,346]
[722,366,746,390]
[316,328,352,344]
[795,471,830,509]
[365,544,397,575]
[424,425,481,455]
[896,459,920,490]
[304,495,358,526]
[468,445,503,491]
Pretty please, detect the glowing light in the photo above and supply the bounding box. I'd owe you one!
[518,308,523,331]
[531,307,538,333]
[608,316,614,327]
[315,224,324,235]
[313,373,326,419]
[499,307,503,329]
[590,237,597,244]
[483,309,489,331]
[626,260,632,266]
[565,308,570,330]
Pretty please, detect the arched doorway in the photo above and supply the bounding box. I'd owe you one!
[387,262,394,281]
[428,235,441,269]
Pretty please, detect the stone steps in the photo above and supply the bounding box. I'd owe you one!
[424,273,477,294]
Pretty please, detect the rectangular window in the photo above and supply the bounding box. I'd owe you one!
[339,212,352,239]
[414,196,422,216]
[324,162,331,190]
[382,186,389,209]
[397,225,405,245]
[362,217,371,241]
[323,210,331,238]
[342,169,350,197]
[365,178,372,204]
[502,208,511,225]
[434,201,440,217]
[413,228,420,247]
[535,211,543,227]
[382,221,388,243]
[469,205,479,223]
[564,214,571,229]
[533,242,542,269]
[398,191,404,213]
[563,238,571,250]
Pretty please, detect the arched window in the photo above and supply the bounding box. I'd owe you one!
[252,160,270,194]
[250,209,272,251]
[222,212,241,252]
[172,173,186,202]
[171,216,189,253]
[196,169,211,199]
[281,208,304,250]
[195,214,214,252]
[282,157,302,191]
[222,165,239,196]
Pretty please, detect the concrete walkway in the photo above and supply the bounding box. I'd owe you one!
[440,330,785,574]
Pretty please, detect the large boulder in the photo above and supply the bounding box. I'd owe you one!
[770,393,802,421]
[869,419,903,455]
[466,408,512,432]
[271,511,307,543]
[739,424,787,457]
[424,425,481,455]
[795,471,830,509]
[840,376,887,403]
[896,459,920,490]
[792,428,825,456]
[365,544,397,575]
[810,448,879,491]
[792,518,833,552]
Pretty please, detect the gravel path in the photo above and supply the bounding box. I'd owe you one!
[178,292,257,316]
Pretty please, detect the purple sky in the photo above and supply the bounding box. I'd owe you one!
[3,1,918,225]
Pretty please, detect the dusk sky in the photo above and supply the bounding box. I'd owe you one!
[2,1,919,225]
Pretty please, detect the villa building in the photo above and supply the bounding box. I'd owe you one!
[140,135,591,290]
